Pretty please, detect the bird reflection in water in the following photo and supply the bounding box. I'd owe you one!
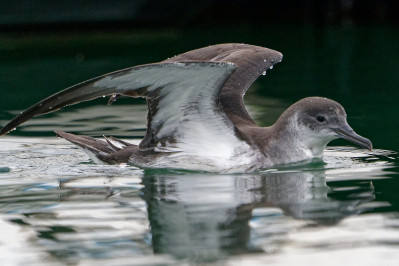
[140,169,375,261]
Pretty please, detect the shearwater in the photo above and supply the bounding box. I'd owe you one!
[0,44,372,173]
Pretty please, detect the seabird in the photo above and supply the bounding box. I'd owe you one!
[0,44,372,173]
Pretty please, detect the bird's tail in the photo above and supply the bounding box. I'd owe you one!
[55,131,133,164]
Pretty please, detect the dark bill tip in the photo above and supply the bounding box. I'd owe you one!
[332,126,373,151]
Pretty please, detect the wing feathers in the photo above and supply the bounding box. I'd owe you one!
[0,62,236,136]
[164,44,283,126]
[1,44,284,158]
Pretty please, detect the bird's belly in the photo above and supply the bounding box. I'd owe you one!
[129,146,264,173]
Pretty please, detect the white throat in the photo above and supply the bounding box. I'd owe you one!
[266,114,337,165]
[296,122,337,158]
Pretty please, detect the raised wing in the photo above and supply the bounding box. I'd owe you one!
[163,44,283,126]
[0,61,235,138]
[1,44,283,156]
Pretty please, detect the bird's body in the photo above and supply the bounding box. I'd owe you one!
[0,44,372,173]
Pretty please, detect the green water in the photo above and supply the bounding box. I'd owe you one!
[0,25,399,265]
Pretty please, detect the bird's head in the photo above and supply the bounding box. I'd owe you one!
[276,97,372,157]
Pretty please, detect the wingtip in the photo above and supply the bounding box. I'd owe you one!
[271,51,283,64]
[0,125,15,136]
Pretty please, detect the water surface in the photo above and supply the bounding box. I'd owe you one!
[0,104,398,265]
[1,26,399,265]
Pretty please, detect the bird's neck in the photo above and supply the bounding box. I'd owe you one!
[236,114,331,166]
[261,117,327,165]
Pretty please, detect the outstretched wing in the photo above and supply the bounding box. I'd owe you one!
[0,61,235,136]
[163,44,283,127]
[1,43,283,156]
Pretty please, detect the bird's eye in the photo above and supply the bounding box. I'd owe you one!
[316,115,326,123]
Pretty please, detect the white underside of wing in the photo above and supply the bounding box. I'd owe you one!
[149,67,257,171]
[152,81,237,156]
[93,62,235,96]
